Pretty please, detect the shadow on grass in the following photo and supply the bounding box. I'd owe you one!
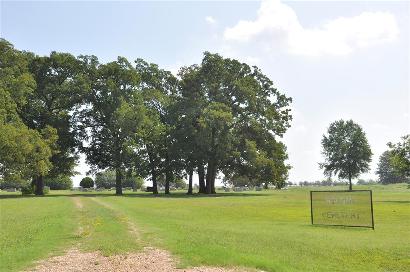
[308,224,374,231]
[375,200,410,204]
[0,191,268,199]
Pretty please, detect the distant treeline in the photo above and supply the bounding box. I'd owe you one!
[292,178,408,187]
[293,179,369,187]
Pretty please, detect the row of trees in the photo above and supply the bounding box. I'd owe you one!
[0,39,293,195]
[296,179,350,187]
[376,135,410,184]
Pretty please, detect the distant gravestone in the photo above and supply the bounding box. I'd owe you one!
[145,186,154,192]
[6,188,16,192]
[310,190,374,229]
[255,187,262,191]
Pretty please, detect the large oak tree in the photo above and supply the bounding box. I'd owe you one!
[81,57,145,195]
[178,53,292,193]
[133,59,179,194]
[0,39,57,194]
[20,51,88,193]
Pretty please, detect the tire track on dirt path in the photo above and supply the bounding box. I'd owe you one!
[71,197,86,239]
[27,197,258,272]
[72,197,83,209]
[89,197,142,243]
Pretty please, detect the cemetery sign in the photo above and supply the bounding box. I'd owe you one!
[310,190,374,229]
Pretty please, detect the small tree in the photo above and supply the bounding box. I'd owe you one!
[376,151,405,184]
[80,177,94,188]
[388,135,410,179]
[320,120,372,191]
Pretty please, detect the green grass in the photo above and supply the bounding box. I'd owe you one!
[0,196,76,272]
[75,197,141,254]
[1,184,409,272]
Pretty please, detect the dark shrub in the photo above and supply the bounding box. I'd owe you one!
[21,184,34,195]
[80,177,94,188]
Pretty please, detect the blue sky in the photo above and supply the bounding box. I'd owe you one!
[1,0,409,185]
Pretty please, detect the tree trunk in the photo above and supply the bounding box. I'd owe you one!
[206,162,212,194]
[187,169,193,195]
[115,168,122,195]
[198,163,206,193]
[151,168,158,194]
[206,128,217,194]
[31,177,36,189]
[211,165,217,194]
[34,175,44,195]
[148,151,158,194]
[206,160,217,194]
[348,173,352,191]
[165,170,172,194]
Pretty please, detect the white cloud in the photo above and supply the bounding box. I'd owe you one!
[205,16,217,25]
[224,0,399,57]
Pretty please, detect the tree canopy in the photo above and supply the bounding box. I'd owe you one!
[0,39,57,194]
[387,135,410,179]
[320,119,372,190]
[177,52,292,193]
[376,151,406,184]
[80,177,94,188]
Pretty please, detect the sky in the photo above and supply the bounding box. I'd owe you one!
[1,0,409,186]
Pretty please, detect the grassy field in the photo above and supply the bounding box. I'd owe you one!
[0,184,409,272]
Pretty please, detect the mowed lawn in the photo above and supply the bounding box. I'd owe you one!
[0,184,409,272]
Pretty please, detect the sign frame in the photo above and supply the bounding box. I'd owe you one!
[310,190,375,229]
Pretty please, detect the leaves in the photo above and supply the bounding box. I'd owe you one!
[0,39,56,181]
[387,135,410,178]
[82,57,143,173]
[376,151,406,184]
[178,52,292,189]
[320,119,372,182]
[1,39,293,193]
